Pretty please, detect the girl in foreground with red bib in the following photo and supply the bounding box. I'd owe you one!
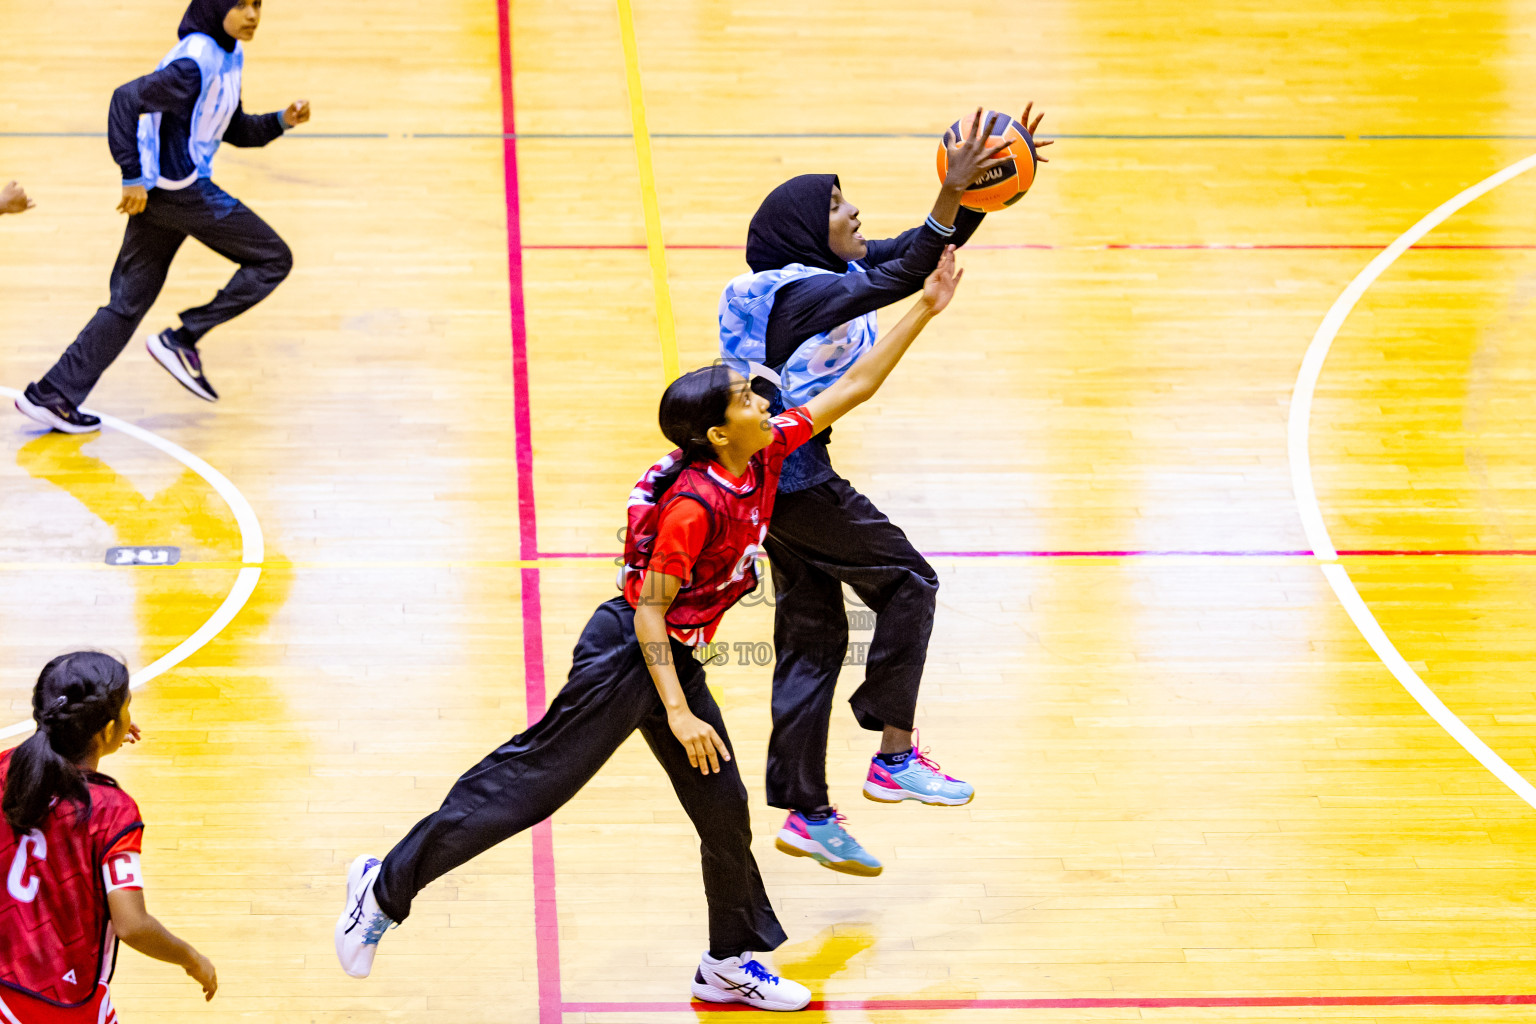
[335,249,962,1012]
[0,653,217,1023]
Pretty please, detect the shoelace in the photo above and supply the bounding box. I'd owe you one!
[802,808,864,849]
[908,728,951,778]
[360,909,392,945]
[800,807,854,829]
[741,958,781,984]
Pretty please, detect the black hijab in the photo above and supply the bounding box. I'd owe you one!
[178,0,240,53]
[745,173,847,274]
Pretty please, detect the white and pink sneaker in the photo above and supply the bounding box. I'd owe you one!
[864,736,974,806]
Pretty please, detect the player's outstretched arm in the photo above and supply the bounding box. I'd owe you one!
[107,888,218,1000]
[803,245,962,434]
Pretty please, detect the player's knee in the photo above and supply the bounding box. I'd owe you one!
[713,798,752,839]
[262,239,293,284]
[778,608,849,648]
[904,566,939,608]
[104,295,153,322]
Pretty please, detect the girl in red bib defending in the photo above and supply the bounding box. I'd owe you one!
[0,652,216,1023]
[336,249,962,1011]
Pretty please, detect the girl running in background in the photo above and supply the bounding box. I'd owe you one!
[1,652,217,1022]
[719,106,1049,877]
[14,0,309,434]
[336,251,963,1012]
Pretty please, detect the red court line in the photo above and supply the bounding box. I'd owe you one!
[523,242,1536,252]
[565,994,1536,1013]
[495,4,561,1023]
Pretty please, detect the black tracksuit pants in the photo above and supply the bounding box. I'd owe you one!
[372,597,787,957]
[37,179,292,407]
[762,477,939,813]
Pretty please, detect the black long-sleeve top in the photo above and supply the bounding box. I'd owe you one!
[762,206,985,491]
[762,206,985,368]
[109,59,285,186]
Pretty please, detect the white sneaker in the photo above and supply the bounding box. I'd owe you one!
[691,952,811,1011]
[335,854,393,978]
[146,330,218,402]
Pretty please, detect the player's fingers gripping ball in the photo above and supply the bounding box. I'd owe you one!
[936,110,1038,212]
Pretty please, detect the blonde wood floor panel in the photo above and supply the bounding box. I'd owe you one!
[6,0,1536,1020]
[627,0,1536,137]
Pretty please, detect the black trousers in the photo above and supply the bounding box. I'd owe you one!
[762,477,939,812]
[38,179,292,407]
[373,598,786,957]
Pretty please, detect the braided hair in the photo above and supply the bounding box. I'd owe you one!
[3,652,130,833]
[658,363,736,466]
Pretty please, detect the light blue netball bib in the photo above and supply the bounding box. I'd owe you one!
[718,263,879,407]
[132,33,244,189]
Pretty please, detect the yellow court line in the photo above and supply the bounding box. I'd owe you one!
[616,0,681,382]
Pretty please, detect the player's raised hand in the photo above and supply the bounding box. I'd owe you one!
[921,245,963,314]
[117,185,147,216]
[0,180,35,215]
[1019,101,1054,163]
[941,107,1016,191]
[283,99,310,128]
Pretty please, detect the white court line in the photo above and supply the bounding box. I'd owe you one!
[1,386,264,741]
[1288,153,1536,810]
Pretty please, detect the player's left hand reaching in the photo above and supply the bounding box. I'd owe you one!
[1019,101,1053,163]
[283,99,310,128]
[922,245,963,313]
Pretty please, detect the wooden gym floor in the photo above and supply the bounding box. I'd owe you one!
[5,0,1536,1021]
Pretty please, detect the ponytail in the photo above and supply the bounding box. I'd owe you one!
[3,652,129,833]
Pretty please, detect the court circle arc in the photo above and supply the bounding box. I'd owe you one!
[0,385,264,741]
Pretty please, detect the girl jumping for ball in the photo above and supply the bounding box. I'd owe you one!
[718,106,1049,876]
[1,652,217,1022]
[336,251,963,1012]
[14,0,309,434]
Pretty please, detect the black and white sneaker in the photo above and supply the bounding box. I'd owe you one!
[14,383,100,433]
[147,329,218,402]
[691,952,811,1011]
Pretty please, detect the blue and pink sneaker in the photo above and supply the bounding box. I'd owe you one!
[774,809,882,876]
[864,736,974,806]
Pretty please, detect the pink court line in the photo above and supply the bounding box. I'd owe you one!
[495,4,562,1023]
[540,548,1536,559]
[523,242,1536,252]
[565,994,1536,1013]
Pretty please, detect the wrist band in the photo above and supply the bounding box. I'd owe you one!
[925,215,956,237]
